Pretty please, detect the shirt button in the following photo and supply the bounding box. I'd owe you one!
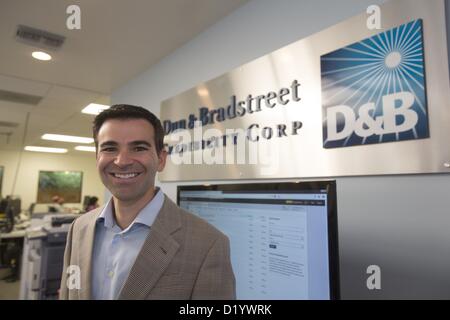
[108,271,114,278]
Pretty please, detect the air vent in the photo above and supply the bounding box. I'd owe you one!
[0,89,42,105]
[0,121,19,128]
[16,25,65,50]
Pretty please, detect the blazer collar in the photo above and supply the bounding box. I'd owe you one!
[97,188,164,230]
[78,206,103,299]
[118,195,181,299]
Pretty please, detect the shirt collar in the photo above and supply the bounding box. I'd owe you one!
[97,188,164,231]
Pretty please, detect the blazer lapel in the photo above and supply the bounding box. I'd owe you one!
[118,196,181,300]
[77,207,102,299]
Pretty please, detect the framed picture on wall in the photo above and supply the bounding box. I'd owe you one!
[0,166,3,197]
[37,171,83,203]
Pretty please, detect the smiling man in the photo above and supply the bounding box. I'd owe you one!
[59,104,236,300]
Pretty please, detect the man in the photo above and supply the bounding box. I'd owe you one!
[50,195,69,213]
[60,104,235,299]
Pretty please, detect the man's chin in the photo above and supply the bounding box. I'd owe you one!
[107,183,155,203]
[112,193,139,203]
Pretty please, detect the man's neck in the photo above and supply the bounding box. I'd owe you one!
[112,187,157,230]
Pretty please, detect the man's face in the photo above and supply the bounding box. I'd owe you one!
[96,118,166,203]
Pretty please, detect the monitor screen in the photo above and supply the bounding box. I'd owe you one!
[2,196,21,217]
[177,181,339,300]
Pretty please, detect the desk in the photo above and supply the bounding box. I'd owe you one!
[0,230,26,240]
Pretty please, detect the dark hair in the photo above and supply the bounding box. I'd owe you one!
[87,196,98,206]
[93,104,165,154]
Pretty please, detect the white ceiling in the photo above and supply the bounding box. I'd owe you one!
[0,0,248,155]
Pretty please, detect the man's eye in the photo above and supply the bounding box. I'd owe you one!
[101,147,116,152]
[134,146,148,152]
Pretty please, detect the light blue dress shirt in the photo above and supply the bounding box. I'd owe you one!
[91,189,164,300]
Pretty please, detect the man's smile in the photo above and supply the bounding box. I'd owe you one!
[109,172,143,180]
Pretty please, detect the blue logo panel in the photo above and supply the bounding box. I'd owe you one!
[320,19,429,149]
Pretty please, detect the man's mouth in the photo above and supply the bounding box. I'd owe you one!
[109,172,142,179]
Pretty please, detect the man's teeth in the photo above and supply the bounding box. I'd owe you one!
[113,173,139,179]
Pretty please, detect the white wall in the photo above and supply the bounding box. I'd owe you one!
[0,150,104,211]
[112,0,450,299]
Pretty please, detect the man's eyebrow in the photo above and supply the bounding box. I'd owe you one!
[99,141,118,148]
[129,141,152,147]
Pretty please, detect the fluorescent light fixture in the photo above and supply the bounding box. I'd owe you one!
[82,103,110,115]
[75,146,96,152]
[42,134,94,144]
[25,146,67,153]
[32,51,52,61]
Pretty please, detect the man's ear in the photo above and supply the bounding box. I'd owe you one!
[157,149,167,172]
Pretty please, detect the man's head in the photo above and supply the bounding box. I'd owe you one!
[93,104,164,155]
[93,104,167,203]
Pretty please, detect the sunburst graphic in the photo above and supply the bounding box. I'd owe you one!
[320,19,429,149]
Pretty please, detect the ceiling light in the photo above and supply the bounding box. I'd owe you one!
[82,103,110,115]
[75,146,96,152]
[197,87,209,97]
[32,51,52,61]
[25,146,67,153]
[41,134,94,144]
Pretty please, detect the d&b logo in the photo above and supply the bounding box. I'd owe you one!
[320,19,429,148]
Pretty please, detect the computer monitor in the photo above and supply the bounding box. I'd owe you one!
[6,197,21,217]
[177,180,340,300]
[0,197,16,233]
[0,198,8,213]
[4,205,15,233]
[28,203,35,215]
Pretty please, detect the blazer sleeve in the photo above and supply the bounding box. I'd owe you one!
[59,220,75,300]
[191,234,236,300]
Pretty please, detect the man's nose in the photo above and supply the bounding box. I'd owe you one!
[114,150,133,167]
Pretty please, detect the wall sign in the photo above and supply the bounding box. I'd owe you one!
[160,0,450,182]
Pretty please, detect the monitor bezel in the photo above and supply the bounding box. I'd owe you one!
[177,180,340,300]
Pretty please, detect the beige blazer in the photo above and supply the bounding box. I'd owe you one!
[59,195,236,300]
